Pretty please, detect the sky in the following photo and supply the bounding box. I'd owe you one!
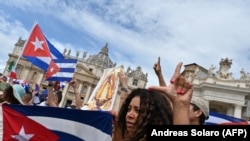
[1,0,250,87]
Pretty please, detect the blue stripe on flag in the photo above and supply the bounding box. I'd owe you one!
[23,56,50,71]
[46,77,72,82]
[204,112,248,125]
[46,37,64,59]
[59,68,76,72]
[53,59,77,63]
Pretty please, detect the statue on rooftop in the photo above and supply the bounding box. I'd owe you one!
[217,57,234,80]
[67,49,71,56]
[208,64,216,76]
[240,68,247,80]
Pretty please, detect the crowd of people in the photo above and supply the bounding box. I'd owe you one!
[0,57,210,140]
[0,75,63,107]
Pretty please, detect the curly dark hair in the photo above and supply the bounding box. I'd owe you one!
[115,88,173,141]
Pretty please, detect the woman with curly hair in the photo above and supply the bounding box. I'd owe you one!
[111,61,193,140]
[112,88,173,141]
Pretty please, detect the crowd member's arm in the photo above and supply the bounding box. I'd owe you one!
[153,57,173,108]
[69,79,82,109]
[28,90,36,105]
[148,62,193,125]
[47,81,57,107]
[153,57,167,86]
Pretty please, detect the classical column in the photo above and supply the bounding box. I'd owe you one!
[22,67,29,80]
[83,85,92,104]
[233,104,242,118]
[226,105,234,117]
[37,72,44,84]
[78,83,83,93]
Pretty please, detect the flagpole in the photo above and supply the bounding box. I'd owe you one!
[14,21,38,69]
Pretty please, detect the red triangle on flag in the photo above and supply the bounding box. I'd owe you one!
[22,23,52,58]
[2,104,59,140]
[46,61,61,79]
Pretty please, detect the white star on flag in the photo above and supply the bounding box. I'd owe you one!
[50,66,54,72]
[31,36,44,51]
[11,126,34,141]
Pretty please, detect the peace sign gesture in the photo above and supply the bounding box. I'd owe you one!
[148,62,193,124]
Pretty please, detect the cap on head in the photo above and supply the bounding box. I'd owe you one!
[13,84,26,105]
[191,97,209,119]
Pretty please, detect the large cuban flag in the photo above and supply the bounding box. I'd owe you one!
[204,112,249,125]
[0,104,112,141]
[22,23,58,72]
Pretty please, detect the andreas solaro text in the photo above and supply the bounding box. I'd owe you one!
[150,129,220,137]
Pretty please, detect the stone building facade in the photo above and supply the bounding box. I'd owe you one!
[182,58,250,120]
[3,37,148,111]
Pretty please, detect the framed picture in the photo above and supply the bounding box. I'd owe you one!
[82,66,124,111]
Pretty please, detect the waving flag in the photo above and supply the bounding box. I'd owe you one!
[46,58,77,82]
[7,61,15,72]
[204,112,249,125]
[22,23,63,80]
[0,104,112,141]
[22,23,54,71]
[7,61,17,79]
[9,67,17,79]
[22,23,76,81]
[46,38,77,82]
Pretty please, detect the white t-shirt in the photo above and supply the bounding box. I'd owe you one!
[38,101,47,106]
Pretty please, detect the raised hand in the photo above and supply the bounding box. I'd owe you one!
[153,57,162,76]
[153,57,167,86]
